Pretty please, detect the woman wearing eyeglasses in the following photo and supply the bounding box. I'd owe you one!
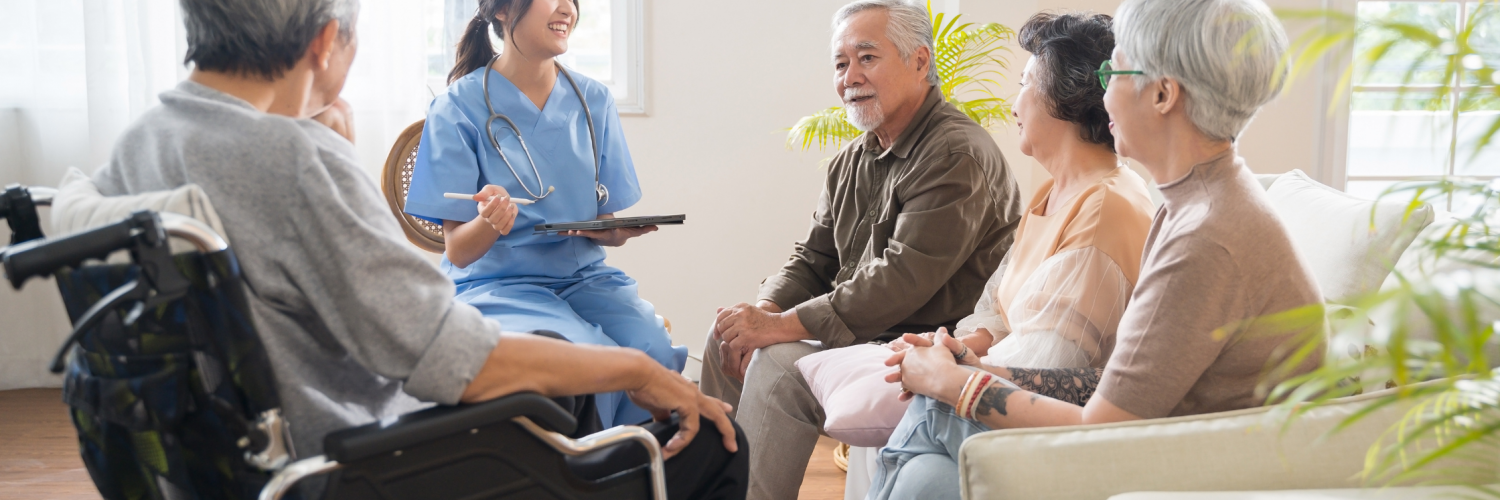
[875,0,1325,498]
[403,0,679,428]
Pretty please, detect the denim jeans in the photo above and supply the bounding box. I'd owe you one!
[868,394,992,500]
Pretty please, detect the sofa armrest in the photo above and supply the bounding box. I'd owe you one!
[958,384,1427,500]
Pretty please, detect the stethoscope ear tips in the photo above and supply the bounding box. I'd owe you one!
[546,186,556,194]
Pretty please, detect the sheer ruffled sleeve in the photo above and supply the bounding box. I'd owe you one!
[980,246,1132,369]
[955,251,1013,339]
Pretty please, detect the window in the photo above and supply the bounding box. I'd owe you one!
[1342,1,1499,210]
[422,0,646,114]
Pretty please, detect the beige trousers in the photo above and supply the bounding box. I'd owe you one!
[701,328,826,500]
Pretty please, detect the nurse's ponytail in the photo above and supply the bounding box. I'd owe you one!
[448,0,581,85]
[450,0,506,84]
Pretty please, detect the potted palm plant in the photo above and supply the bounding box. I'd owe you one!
[1270,1,1500,491]
[786,1,1015,151]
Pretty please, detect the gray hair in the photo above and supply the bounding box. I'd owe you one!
[180,0,360,80]
[1112,0,1288,141]
[832,0,941,87]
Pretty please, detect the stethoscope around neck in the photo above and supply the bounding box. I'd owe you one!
[481,54,607,207]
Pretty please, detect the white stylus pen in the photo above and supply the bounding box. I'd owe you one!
[443,192,535,205]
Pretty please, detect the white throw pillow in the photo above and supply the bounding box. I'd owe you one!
[1263,170,1433,303]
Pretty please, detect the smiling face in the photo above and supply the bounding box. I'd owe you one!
[831,9,929,133]
[1102,51,1154,161]
[1013,56,1075,159]
[498,0,577,59]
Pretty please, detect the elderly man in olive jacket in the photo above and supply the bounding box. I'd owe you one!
[698,1,1022,498]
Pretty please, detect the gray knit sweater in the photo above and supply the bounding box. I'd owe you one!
[92,81,502,462]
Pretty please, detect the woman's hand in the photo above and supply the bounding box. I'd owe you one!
[563,214,657,247]
[888,330,938,353]
[625,365,739,458]
[884,335,970,405]
[959,328,995,359]
[887,329,981,367]
[565,226,658,247]
[474,185,519,235]
[311,98,355,143]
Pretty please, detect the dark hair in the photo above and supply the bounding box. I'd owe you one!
[1018,12,1116,151]
[181,0,357,81]
[449,0,580,84]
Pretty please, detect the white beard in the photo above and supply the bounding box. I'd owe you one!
[843,89,884,132]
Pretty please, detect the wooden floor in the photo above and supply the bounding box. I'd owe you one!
[0,389,98,500]
[0,389,845,500]
[802,436,847,500]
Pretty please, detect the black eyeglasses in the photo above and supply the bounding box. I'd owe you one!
[1095,60,1144,90]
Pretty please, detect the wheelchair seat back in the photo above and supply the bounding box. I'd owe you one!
[4,209,289,500]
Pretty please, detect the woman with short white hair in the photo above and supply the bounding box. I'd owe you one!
[882,0,1324,496]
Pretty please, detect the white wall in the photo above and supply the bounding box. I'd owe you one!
[601,0,850,377]
[0,106,91,391]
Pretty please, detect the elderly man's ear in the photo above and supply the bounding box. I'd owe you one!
[916,47,933,79]
[309,20,342,71]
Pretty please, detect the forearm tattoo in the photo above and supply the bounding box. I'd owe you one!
[975,386,1021,417]
[1005,367,1104,406]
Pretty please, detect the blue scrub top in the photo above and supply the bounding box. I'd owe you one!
[405,66,642,282]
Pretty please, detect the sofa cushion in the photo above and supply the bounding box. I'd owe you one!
[958,380,1453,500]
[1255,173,1282,191]
[1262,170,1433,303]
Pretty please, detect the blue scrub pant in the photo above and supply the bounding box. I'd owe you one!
[867,395,990,500]
[456,265,684,427]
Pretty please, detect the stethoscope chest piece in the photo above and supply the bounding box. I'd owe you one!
[596,184,609,206]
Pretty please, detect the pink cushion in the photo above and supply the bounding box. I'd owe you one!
[796,344,910,447]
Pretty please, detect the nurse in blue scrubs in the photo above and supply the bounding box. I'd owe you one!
[404,0,683,427]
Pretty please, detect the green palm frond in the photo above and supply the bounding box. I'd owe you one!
[787,1,1013,152]
[786,107,863,152]
[952,96,1013,129]
[1268,178,1500,492]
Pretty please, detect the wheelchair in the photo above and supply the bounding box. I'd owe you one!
[1,185,667,500]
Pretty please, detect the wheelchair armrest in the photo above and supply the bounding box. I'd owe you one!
[322,392,578,463]
[264,394,668,500]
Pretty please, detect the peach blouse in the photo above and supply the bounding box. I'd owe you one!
[957,166,1155,369]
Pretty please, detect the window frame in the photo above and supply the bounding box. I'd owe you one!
[602,0,647,115]
[1321,0,1497,209]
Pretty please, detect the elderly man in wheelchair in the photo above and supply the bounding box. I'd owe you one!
[0,0,747,499]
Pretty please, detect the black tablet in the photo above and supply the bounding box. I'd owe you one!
[534,215,685,234]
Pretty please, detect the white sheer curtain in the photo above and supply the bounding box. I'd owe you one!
[0,0,437,184]
[0,0,446,390]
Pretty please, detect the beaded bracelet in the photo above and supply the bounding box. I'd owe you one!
[955,371,997,420]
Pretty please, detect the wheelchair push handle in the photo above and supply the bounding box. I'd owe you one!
[2,211,163,289]
[1,184,54,245]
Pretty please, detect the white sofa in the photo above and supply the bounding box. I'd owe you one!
[845,169,1471,499]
